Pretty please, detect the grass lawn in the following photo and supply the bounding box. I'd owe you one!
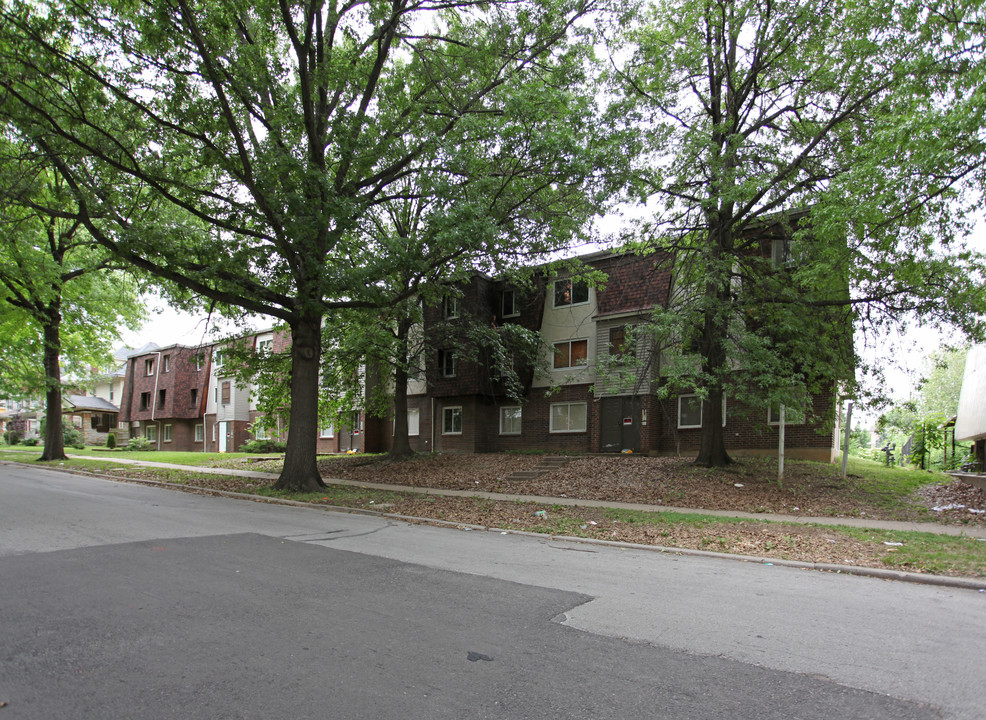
[64,446,284,467]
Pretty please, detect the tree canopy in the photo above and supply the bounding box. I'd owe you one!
[0,143,144,459]
[611,0,986,465]
[0,0,619,487]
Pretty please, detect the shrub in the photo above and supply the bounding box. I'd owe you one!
[63,425,85,447]
[125,436,153,451]
[106,433,117,449]
[240,438,287,453]
[22,437,39,446]
[3,430,21,445]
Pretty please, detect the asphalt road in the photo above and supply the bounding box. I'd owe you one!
[2,462,984,719]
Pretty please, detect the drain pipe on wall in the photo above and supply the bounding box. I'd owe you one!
[150,351,162,450]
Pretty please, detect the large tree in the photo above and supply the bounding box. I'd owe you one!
[0,0,612,488]
[0,148,144,460]
[613,0,986,465]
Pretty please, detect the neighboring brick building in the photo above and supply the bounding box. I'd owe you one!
[119,344,211,451]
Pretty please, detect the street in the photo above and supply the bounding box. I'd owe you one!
[2,463,983,719]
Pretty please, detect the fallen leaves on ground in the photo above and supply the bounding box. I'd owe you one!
[79,453,986,578]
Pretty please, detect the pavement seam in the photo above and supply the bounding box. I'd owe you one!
[8,459,986,592]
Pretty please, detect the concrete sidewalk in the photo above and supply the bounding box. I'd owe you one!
[58,452,986,539]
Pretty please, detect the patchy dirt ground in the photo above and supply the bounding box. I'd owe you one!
[318,453,986,525]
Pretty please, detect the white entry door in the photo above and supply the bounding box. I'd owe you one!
[218,422,228,453]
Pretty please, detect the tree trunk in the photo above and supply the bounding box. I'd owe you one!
[275,312,326,491]
[39,307,67,462]
[389,317,414,459]
[694,220,733,468]
[695,380,731,467]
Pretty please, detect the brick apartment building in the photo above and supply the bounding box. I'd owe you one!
[119,344,211,451]
[372,247,841,461]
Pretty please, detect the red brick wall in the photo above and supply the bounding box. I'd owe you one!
[652,391,837,459]
[120,346,210,424]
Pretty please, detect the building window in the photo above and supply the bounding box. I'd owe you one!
[550,402,587,433]
[109,388,114,401]
[212,423,217,441]
[139,392,151,411]
[213,350,225,369]
[190,388,198,407]
[163,424,172,442]
[678,394,727,429]
[439,350,457,378]
[609,326,630,362]
[145,358,154,376]
[221,381,231,405]
[768,401,806,425]
[145,424,158,442]
[553,339,588,369]
[163,355,171,372]
[442,406,462,435]
[553,279,589,308]
[443,296,459,319]
[254,424,268,440]
[501,289,519,318]
[257,336,273,355]
[195,354,204,371]
[499,406,522,435]
[194,424,204,443]
[407,408,420,436]
[157,389,166,408]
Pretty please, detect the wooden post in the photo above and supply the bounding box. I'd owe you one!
[778,404,785,486]
[841,401,852,478]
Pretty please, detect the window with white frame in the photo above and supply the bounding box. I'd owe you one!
[145,424,158,442]
[553,279,589,307]
[163,355,171,372]
[320,425,334,438]
[678,394,727,429]
[254,424,268,440]
[144,358,154,376]
[501,289,519,318]
[257,337,273,355]
[194,424,204,443]
[442,406,462,435]
[553,339,588,369]
[443,296,459,319]
[213,349,225,368]
[163,424,172,442]
[439,350,457,378]
[499,406,522,435]
[550,402,587,433]
[407,408,420,436]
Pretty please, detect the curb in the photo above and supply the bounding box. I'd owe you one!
[12,460,985,593]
